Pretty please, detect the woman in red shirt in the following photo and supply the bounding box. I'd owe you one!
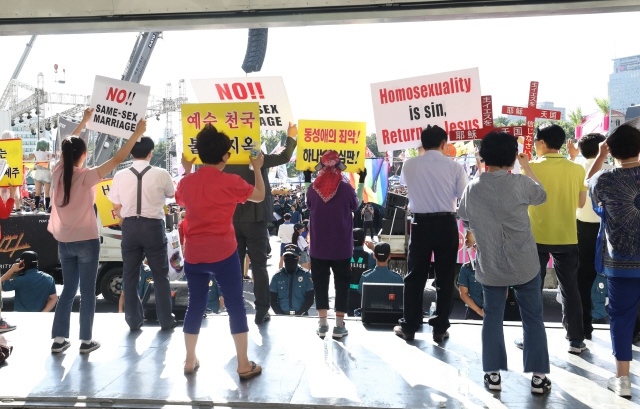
[176,125,265,379]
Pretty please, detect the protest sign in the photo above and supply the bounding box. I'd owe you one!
[296,120,366,173]
[166,230,184,281]
[370,67,482,151]
[95,179,119,227]
[191,77,293,131]
[86,75,150,139]
[0,139,23,187]
[181,103,260,166]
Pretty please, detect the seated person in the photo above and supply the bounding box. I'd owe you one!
[358,242,404,294]
[1,251,57,312]
[457,259,484,320]
[348,228,376,316]
[270,244,314,316]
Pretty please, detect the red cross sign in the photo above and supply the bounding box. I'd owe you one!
[449,95,529,142]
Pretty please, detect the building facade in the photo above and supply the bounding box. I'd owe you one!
[609,54,640,114]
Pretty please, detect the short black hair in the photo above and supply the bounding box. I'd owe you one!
[479,132,518,168]
[130,136,155,159]
[607,124,640,159]
[421,125,448,150]
[195,124,232,165]
[353,228,365,246]
[578,133,606,159]
[535,124,566,150]
[283,213,292,220]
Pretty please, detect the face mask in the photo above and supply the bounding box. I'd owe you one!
[284,258,298,274]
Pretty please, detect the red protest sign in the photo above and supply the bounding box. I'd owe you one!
[449,96,531,142]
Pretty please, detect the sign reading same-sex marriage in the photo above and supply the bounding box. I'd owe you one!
[370,67,482,151]
[181,103,261,166]
[86,76,151,139]
[296,120,366,173]
[191,77,293,131]
[0,139,23,187]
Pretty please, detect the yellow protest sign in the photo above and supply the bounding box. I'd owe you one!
[95,179,119,227]
[181,103,260,165]
[296,120,366,173]
[0,139,24,187]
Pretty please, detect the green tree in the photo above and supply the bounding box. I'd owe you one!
[568,107,583,128]
[260,130,287,154]
[594,97,610,116]
[150,140,167,169]
[494,116,510,127]
[366,133,385,157]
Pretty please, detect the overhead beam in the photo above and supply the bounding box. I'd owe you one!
[0,1,639,35]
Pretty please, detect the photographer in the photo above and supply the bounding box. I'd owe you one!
[1,251,58,312]
[361,203,376,240]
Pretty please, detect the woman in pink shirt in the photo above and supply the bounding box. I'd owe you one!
[48,108,146,354]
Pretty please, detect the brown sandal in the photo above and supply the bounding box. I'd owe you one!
[238,361,262,380]
[184,359,200,375]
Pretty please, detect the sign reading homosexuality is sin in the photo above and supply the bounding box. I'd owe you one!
[86,75,151,139]
[370,67,482,151]
[191,77,293,131]
[181,103,260,166]
[296,120,366,173]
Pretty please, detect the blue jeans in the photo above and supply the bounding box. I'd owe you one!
[608,277,640,361]
[482,274,550,374]
[52,239,100,341]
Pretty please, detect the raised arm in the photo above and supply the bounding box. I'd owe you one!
[72,108,94,137]
[95,119,147,179]
[247,153,266,203]
[263,122,298,169]
[586,141,609,181]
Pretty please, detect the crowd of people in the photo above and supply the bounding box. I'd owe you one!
[0,106,638,399]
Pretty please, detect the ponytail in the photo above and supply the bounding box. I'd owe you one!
[60,136,87,207]
[292,229,301,247]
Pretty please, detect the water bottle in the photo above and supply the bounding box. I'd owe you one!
[250,142,260,159]
[324,336,333,366]
[458,357,470,398]
[429,302,436,317]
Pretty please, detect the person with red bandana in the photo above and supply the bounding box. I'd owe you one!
[305,150,365,339]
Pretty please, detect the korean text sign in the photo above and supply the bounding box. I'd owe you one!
[181,103,260,166]
[95,179,119,227]
[191,77,293,131]
[296,120,366,173]
[370,67,482,151]
[86,75,151,139]
[0,139,23,187]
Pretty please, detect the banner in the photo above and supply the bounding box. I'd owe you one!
[166,230,184,281]
[348,158,389,206]
[57,115,89,154]
[0,214,58,274]
[370,67,482,151]
[95,179,119,227]
[296,120,366,173]
[181,103,260,166]
[191,77,293,131]
[86,75,151,139]
[0,139,23,187]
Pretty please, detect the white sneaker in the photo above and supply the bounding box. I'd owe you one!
[608,376,631,397]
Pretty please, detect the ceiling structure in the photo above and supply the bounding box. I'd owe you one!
[1,1,640,35]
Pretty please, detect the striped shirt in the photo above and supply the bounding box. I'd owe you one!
[457,170,546,286]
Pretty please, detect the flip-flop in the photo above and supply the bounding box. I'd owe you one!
[184,359,200,375]
[238,361,262,380]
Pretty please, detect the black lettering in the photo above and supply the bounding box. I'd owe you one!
[276,117,282,127]
[260,117,266,126]
[424,105,431,118]
[266,117,276,126]
[262,105,271,114]
[130,113,138,122]
[270,105,278,114]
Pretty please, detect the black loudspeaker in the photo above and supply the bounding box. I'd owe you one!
[241,28,268,74]
[380,218,405,235]
[386,192,408,209]
[361,283,404,324]
[384,206,406,219]
[142,281,189,321]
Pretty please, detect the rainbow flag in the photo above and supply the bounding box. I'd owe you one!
[348,158,389,206]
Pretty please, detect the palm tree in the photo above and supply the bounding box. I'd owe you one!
[594,97,610,116]
[568,107,583,127]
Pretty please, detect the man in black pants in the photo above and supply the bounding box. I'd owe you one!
[224,123,297,324]
[109,136,176,331]
[393,126,468,342]
[362,203,376,239]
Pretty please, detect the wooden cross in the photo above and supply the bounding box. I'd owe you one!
[501,81,562,156]
[449,95,528,141]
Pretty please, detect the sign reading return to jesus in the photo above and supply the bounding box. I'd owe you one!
[370,67,482,151]
[181,102,260,166]
[296,120,366,173]
[191,77,293,131]
[86,76,151,139]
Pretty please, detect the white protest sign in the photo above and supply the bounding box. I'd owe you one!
[86,75,151,139]
[191,76,293,131]
[370,67,482,151]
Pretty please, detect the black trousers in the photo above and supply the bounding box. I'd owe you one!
[577,220,600,337]
[363,221,376,239]
[310,257,351,312]
[347,289,362,317]
[234,221,270,318]
[121,217,174,330]
[400,214,458,334]
[538,243,584,342]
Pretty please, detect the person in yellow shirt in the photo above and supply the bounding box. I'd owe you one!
[517,124,588,355]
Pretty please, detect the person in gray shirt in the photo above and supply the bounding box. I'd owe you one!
[458,131,551,395]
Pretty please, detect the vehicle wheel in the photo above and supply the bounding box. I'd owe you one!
[100,267,123,305]
[388,258,408,277]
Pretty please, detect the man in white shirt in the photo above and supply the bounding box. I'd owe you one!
[109,137,176,331]
[569,133,613,339]
[395,125,468,343]
[278,213,295,269]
